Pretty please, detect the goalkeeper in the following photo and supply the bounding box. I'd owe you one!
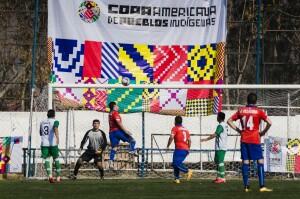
[201,112,228,184]
[72,119,107,180]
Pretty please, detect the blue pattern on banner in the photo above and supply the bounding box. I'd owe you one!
[54,38,84,76]
[101,42,120,79]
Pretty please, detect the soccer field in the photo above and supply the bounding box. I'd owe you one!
[0,179,299,199]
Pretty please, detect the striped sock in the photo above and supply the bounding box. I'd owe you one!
[257,163,265,188]
[217,162,225,178]
[44,157,52,177]
[242,163,249,187]
[54,158,61,177]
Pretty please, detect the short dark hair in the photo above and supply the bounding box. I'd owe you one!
[93,119,100,124]
[47,109,55,118]
[247,93,257,104]
[217,112,225,121]
[175,116,182,125]
[109,101,116,111]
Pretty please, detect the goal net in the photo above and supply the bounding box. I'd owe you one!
[26,84,300,179]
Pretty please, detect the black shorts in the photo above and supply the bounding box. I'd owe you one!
[80,150,102,163]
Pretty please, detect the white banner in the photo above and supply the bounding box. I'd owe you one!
[48,0,227,45]
[264,136,287,172]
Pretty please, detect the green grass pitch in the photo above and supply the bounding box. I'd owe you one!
[0,179,300,199]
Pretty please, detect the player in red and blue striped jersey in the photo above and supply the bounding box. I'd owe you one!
[227,93,272,192]
[167,116,193,183]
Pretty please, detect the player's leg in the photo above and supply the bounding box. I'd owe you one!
[109,132,120,168]
[95,153,104,180]
[118,130,136,153]
[250,144,272,192]
[173,150,189,176]
[50,146,61,182]
[214,150,226,183]
[73,151,93,178]
[41,146,54,183]
[172,149,181,183]
[241,143,250,191]
[214,151,219,181]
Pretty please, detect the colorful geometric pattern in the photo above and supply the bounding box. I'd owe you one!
[287,155,295,172]
[187,44,217,82]
[159,86,187,111]
[119,44,154,83]
[47,37,53,69]
[185,99,213,116]
[142,81,160,112]
[215,42,225,80]
[286,139,300,173]
[101,42,120,79]
[107,79,143,113]
[154,46,187,83]
[82,77,108,110]
[213,94,222,114]
[53,38,84,83]
[0,137,23,174]
[50,38,225,116]
[95,90,107,111]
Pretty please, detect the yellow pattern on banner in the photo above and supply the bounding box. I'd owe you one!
[82,88,96,106]
[187,45,216,81]
[134,44,154,67]
[119,45,153,82]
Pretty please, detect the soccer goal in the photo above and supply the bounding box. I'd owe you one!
[25,83,300,179]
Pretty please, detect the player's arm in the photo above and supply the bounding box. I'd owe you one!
[79,130,90,150]
[53,120,59,145]
[100,130,108,151]
[54,127,59,145]
[201,125,223,142]
[39,123,43,136]
[200,134,216,142]
[227,117,242,134]
[187,137,191,148]
[166,134,175,149]
[260,118,272,136]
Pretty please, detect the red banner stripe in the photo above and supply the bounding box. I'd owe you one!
[83,41,101,78]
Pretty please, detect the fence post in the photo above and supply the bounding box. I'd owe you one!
[287,92,290,139]
[141,112,145,177]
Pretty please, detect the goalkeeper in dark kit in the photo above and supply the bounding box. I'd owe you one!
[71,119,107,180]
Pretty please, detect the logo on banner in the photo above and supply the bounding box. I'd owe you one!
[78,1,100,23]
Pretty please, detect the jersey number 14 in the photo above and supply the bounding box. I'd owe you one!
[242,116,254,131]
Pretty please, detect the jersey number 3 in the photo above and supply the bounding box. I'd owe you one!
[41,125,49,136]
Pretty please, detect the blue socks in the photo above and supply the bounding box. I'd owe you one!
[242,162,265,188]
[110,149,116,161]
[257,163,265,188]
[129,139,136,152]
[174,167,180,179]
[242,163,249,187]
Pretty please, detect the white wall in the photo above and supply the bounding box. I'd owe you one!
[0,111,299,151]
